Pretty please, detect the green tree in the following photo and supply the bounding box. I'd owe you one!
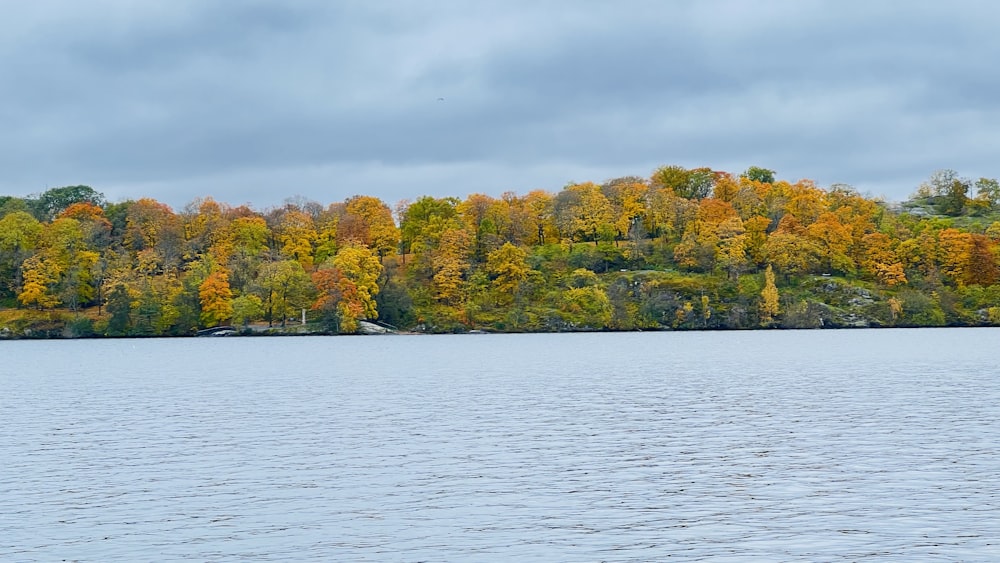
[104,281,134,335]
[231,294,264,328]
[255,260,314,327]
[0,196,31,218]
[742,166,776,184]
[937,178,970,216]
[974,177,1000,208]
[31,185,105,222]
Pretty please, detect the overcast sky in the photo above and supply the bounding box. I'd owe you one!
[2,0,998,210]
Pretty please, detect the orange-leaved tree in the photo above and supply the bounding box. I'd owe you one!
[199,269,233,327]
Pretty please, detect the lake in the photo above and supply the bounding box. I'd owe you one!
[2,328,999,561]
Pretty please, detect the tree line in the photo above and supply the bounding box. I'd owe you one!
[2,165,1000,337]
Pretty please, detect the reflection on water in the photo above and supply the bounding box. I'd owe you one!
[2,329,999,560]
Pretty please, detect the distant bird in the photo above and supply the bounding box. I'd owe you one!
[437,97,445,101]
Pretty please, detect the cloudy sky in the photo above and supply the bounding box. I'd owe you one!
[1,0,997,210]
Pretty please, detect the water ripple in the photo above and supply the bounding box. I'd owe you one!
[2,329,999,561]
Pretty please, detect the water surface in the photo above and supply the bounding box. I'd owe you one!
[2,329,998,560]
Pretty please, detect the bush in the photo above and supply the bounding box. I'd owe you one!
[64,316,96,338]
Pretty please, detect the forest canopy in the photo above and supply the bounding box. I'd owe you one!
[3,166,1000,337]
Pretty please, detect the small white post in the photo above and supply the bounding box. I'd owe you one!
[301,308,306,325]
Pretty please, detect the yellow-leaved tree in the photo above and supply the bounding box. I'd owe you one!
[199,269,233,327]
[760,264,780,326]
[312,243,383,333]
[273,209,317,271]
[485,242,529,304]
[432,229,472,305]
[332,243,383,322]
[18,254,60,309]
[343,195,400,258]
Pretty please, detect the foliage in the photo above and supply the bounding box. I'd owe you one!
[311,243,383,333]
[4,165,1000,337]
[760,265,780,325]
[199,269,233,327]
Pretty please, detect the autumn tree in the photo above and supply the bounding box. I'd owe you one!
[601,177,649,242]
[742,215,771,266]
[760,264,780,325]
[647,187,697,241]
[807,212,855,274]
[42,218,100,310]
[559,286,612,328]
[490,192,532,247]
[0,211,43,299]
[730,176,768,220]
[522,190,558,245]
[716,217,749,280]
[219,216,271,293]
[59,202,113,249]
[964,234,998,287]
[183,197,230,261]
[765,231,821,278]
[784,180,827,226]
[432,228,472,305]
[124,199,185,271]
[937,228,973,286]
[674,199,739,272]
[554,182,615,244]
[311,267,358,332]
[485,242,530,304]
[651,165,716,200]
[895,230,937,280]
[342,195,399,258]
[310,243,383,332]
[270,208,317,270]
[712,173,740,203]
[859,232,906,286]
[334,243,383,319]
[18,254,60,309]
[673,221,721,272]
[458,193,500,261]
[399,196,460,257]
[199,269,234,327]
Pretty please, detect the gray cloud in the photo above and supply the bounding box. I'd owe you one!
[1,0,998,209]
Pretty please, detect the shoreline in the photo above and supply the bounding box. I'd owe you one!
[1,321,992,341]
